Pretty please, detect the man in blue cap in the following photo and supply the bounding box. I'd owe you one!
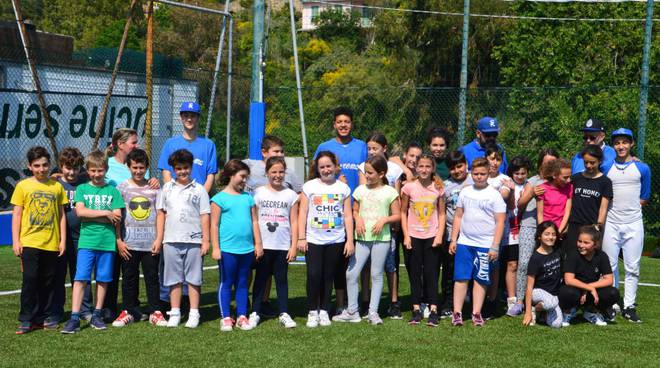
[570,118,616,174]
[158,101,218,193]
[459,116,508,173]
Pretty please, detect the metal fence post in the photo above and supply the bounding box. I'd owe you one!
[637,0,654,160]
[289,0,309,177]
[204,0,231,137]
[226,17,234,163]
[457,0,470,146]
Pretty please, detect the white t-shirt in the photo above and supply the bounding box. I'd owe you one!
[303,178,351,245]
[254,186,299,251]
[456,185,507,248]
[156,180,211,244]
[487,173,512,193]
[358,161,404,188]
[243,159,303,195]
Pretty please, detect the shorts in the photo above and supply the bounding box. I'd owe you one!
[75,249,115,283]
[500,244,519,263]
[384,238,397,274]
[162,243,203,287]
[454,244,491,286]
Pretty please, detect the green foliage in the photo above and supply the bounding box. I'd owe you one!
[94,20,141,50]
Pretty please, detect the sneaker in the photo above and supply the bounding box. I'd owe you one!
[452,312,463,327]
[306,311,319,328]
[388,302,402,320]
[612,303,621,314]
[546,306,562,329]
[279,313,297,328]
[237,315,253,331]
[427,311,439,327]
[90,314,107,330]
[185,311,200,328]
[622,307,642,323]
[506,303,524,317]
[471,313,485,327]
[220,317,234,332]
[16,321,32,335]
[440,307,453,320]
[332,309,361,323]
[318,310,332,327]
[562,308,577,327]
[529,308,537,326]
[248,312,261,328]
[60,319,80,334]
[44,318,59,331]
[112,310,134,327]
[367,312,383,325]
[421,304,430,319]
[149,311,168,327]
[408,309,423,325]
[583,310,607,326]
[603,307,616,322]
[166,311,181,328]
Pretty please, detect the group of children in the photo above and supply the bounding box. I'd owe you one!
[11,103,650,334]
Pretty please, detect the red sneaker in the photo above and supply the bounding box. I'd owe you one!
[112,310,134,327]
[150,311,168,327]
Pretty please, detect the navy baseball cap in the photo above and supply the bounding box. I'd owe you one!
[580,118,605,132]
[180,101,201,114]
[611,127,634,141]
[477,117,500,133]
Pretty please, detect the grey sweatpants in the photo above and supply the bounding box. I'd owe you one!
[532,288,563,329]
[516,226,536,301]
[346,241,390,314]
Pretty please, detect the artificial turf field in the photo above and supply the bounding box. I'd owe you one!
[0,246,658,367]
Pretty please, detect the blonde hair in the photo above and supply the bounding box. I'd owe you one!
[106,128,138,156]
[86,150,109,170]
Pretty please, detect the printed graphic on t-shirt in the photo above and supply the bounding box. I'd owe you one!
[260,199,290,232]
[311,194,344,230]
[29,191,56,227]
[411,196,436,230]
[128,196,152,221]
[180,192,203,239]
[474,251,490,281]
[82,194,114,210]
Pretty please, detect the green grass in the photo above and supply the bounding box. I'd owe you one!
[1,246,659,367]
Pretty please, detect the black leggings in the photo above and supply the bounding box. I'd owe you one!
[439,241,454,307]
[306,242,344,311]
[558,285,620,312]
[253,249,289,314]
[408,237,440,306]
[121,250,162,316]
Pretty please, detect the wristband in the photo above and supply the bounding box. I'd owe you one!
[298,238,306,241]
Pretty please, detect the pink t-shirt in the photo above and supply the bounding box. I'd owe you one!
[538,182,573,228]
[402,180,444,239]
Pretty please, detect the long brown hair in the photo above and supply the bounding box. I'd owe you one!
[309,151,339,180]
[365,154,388,185]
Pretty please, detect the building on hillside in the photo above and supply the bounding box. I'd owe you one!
[301,0,374,31]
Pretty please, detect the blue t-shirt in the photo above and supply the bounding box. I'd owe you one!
[157,136,218,186]
[571,144,616,175]
[314,137,367,193]
[106,156,150,187]
[210,192,255,254]
[460,139,508,174]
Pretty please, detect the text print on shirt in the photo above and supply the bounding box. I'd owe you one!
[83,194,114,209]
[311,194,344,231]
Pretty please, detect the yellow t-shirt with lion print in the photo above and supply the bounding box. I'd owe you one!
[11,178,68,251]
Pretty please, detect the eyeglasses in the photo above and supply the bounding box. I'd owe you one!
[583,135,599,142]
[129,201,151,210]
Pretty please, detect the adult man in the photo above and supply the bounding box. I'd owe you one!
[571,118,616,174]
[460,116,508,174]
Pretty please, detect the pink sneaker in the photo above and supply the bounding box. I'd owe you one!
[220,317,234,332]
[452,312,463,327]
[472,313,485,327]
[149,311,168,327]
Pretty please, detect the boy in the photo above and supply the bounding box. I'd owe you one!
[61,151,124,334]
[449,157,506,327]
[155,149,210,328]
[602,128,651,323]
[113,149,167,327]
[11,146,68,334]
[244,134,302,194]
[47,147,93,328]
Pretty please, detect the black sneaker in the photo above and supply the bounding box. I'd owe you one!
[60,319,80,334]
[408,309,423,325]
[622,307,642,323]
[603,307,616,322]
[388,302,402,320]
[440,307,453,319]
[90,314,107,330]
[427,311,439,327]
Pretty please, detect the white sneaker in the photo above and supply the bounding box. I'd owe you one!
[367,312,383,325]
[546,306,563,329]
[583,310,607,326]
[248,312,261,328]
[306,311,319,328]
[185,311,200,328]
[422,304,430,319]
[279,313,297,328]
[318,310,332,327]
[166,311,180,328]
[562,308,577,327]
[332,309,361,323]
[237,315,253,331]
[220,317,233,332]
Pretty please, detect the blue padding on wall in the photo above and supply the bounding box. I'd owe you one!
[0,212,11,245]
[248,102,266,160]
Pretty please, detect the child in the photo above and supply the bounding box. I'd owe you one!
[298,151,354,328]
[441,151,473,318]
[335,155,400,325]
[212,160,263,331]
[559,225,620,327]
[113,149,166,327]
[250,157,298,329]
[48,147,93,328]
[602,128,651,323]
[522,221,563,329]
[154,149,210,328]
[12,147,67,334]
[244,134,303,194]
[427,127,450,180]
[537,158,572,237]
[449,157,506,327]
[61,150,125,334]
[401,154,445,327]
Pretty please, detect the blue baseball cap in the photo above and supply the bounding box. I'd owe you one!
[180,101,201,114]
[477,117,500,133]
[611,127,634,141]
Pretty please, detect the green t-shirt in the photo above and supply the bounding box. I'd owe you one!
[74,183,125,251]
[352,184,399,242]
[435,158,450,180]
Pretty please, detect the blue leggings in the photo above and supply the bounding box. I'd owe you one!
[218,252,253,318]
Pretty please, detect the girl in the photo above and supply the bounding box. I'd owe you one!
[564,145,612,257]
[522,221,563,329]
[335,155,400,325]
[211,160,263,332]
[358,132,405,187]
[401,154,445,327]
[559,225,620,326]
[298,151,354,328]
[249,157,299,329]
[537,158,572,236]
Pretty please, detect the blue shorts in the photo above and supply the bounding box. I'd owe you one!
[453,244,491,286]
[385,238,397,273]
[74,249,115,283]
